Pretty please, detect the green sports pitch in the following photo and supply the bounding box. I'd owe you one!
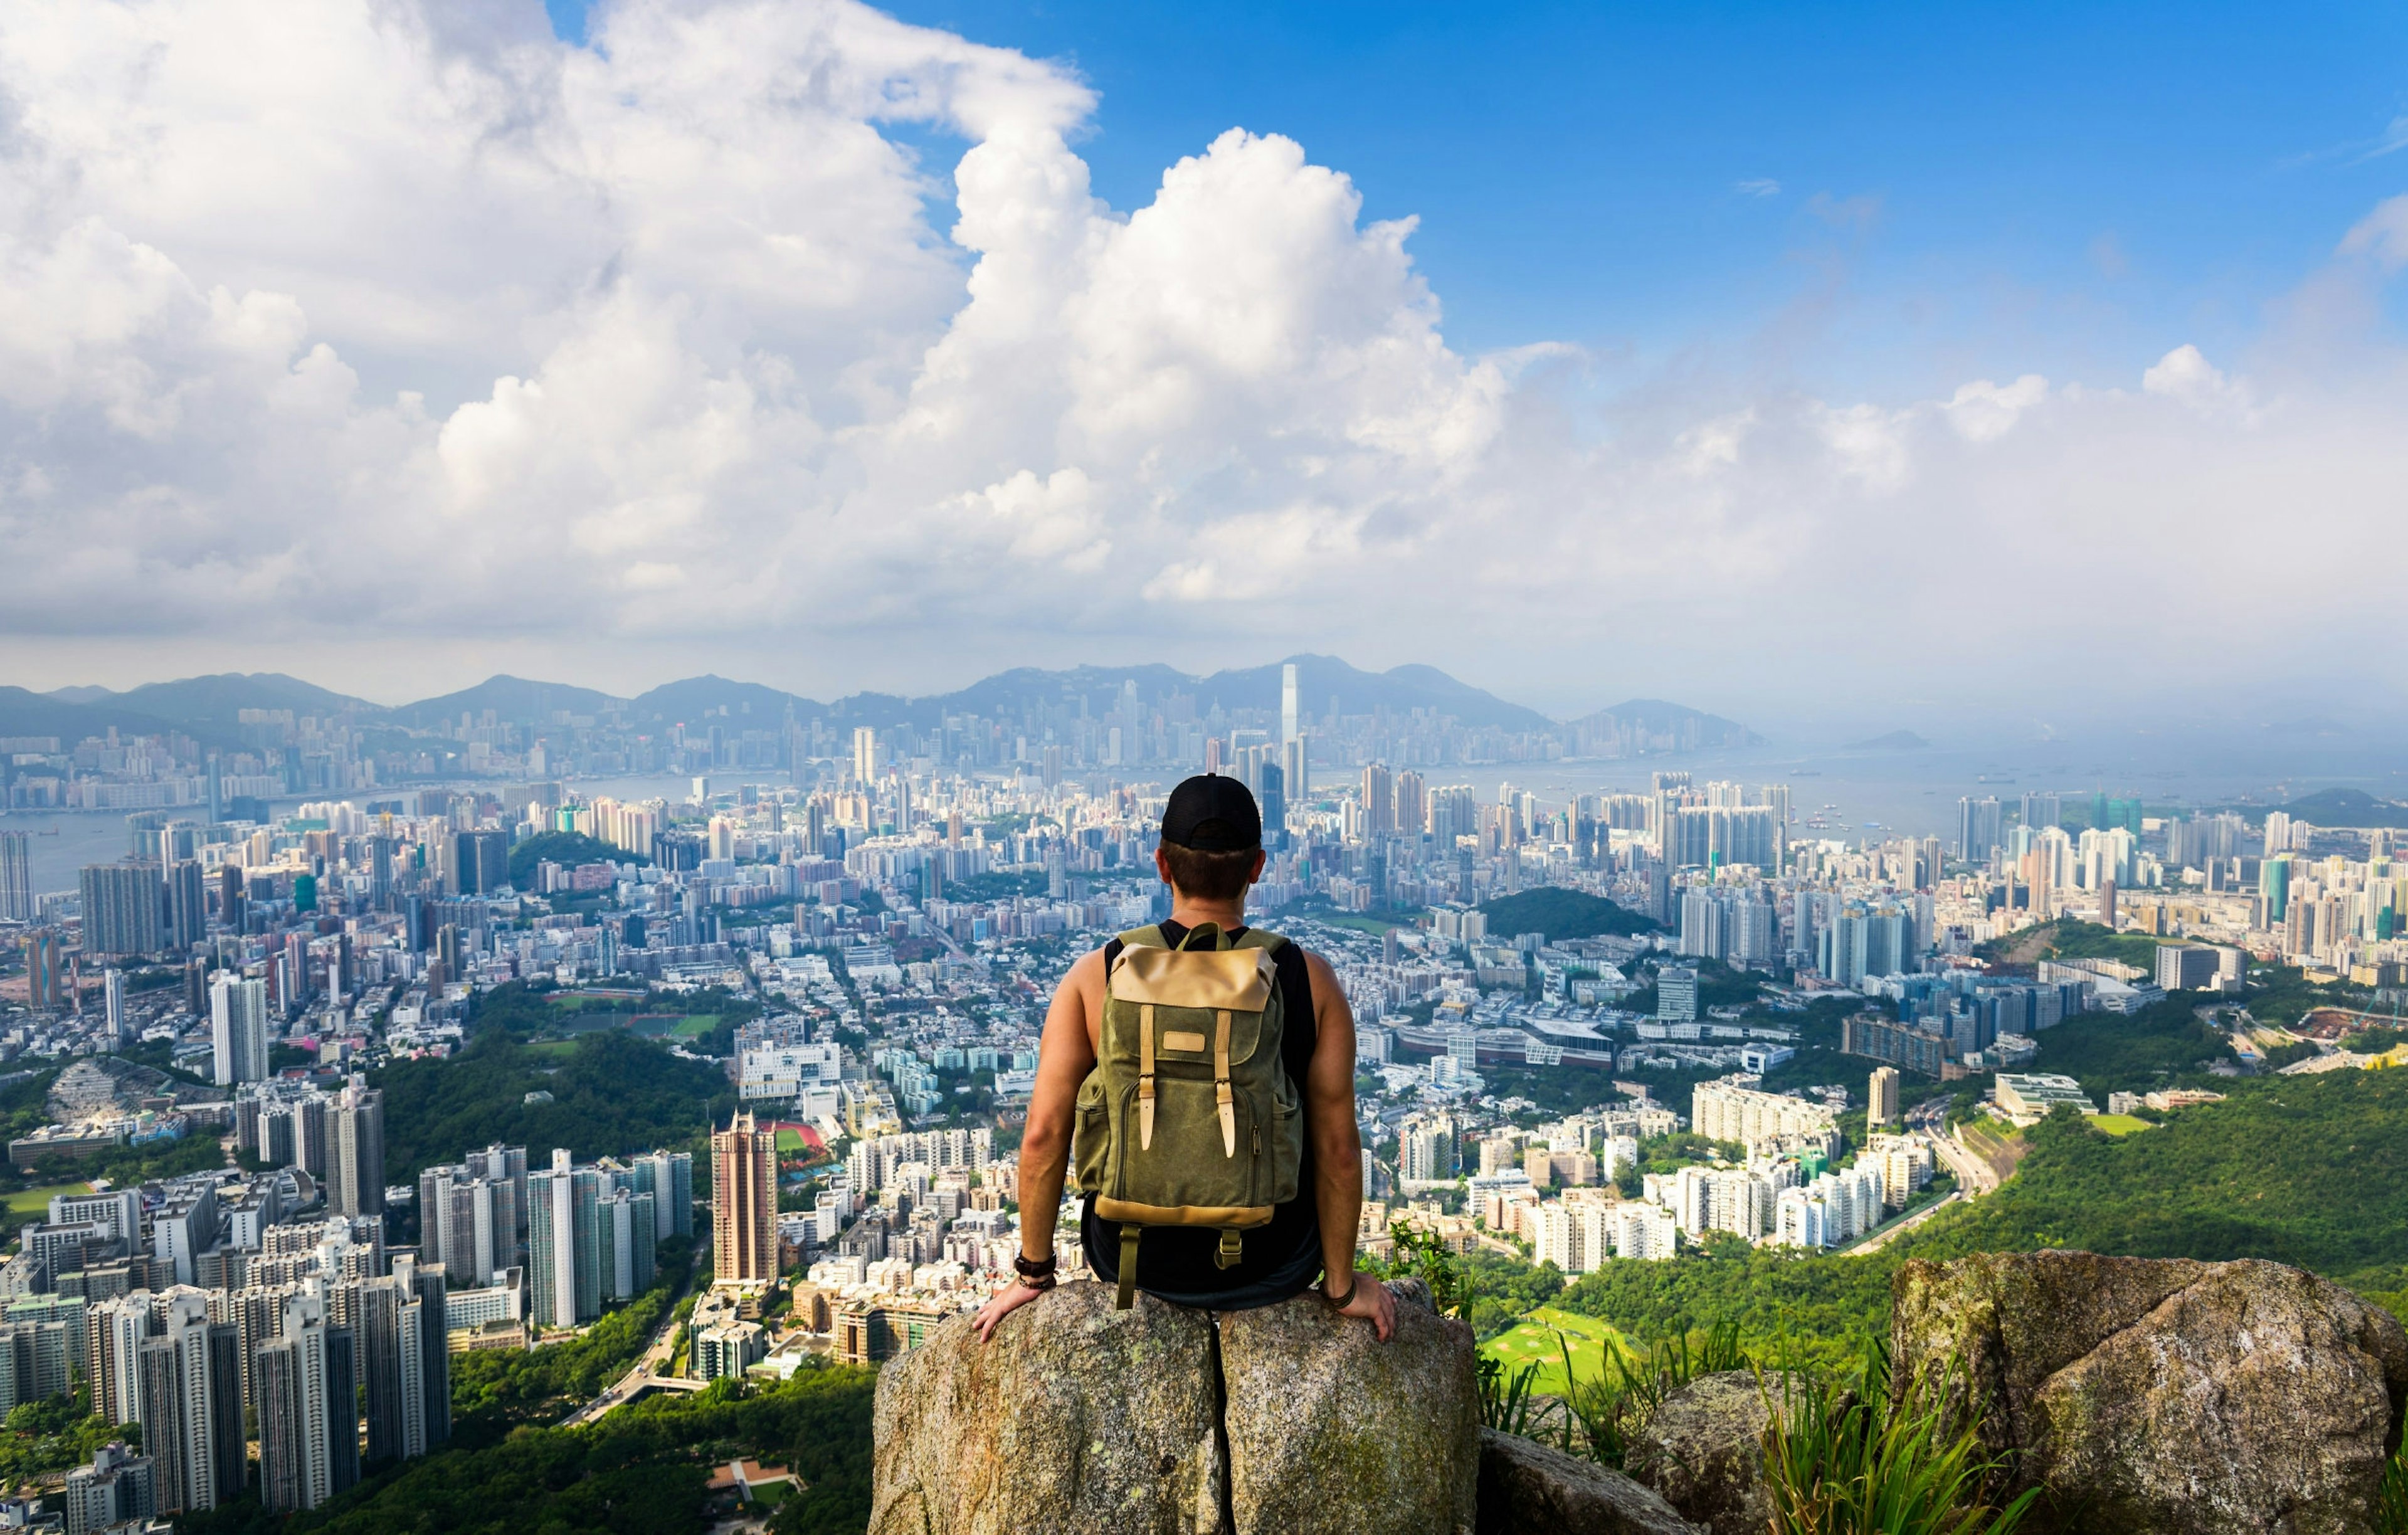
[1479,1307,1630,1396]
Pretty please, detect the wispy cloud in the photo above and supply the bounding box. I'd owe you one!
[1734,177,1781,198]
[2362,114,2408,162]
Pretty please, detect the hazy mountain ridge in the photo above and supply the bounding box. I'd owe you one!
[9,660,1753,747]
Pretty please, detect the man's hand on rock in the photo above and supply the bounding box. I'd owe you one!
[1331,1277,1395,1342]
[973,1279,1047,1343]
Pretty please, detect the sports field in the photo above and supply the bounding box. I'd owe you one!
[7,1181,93,1215]
[2091,1114,2153,1136]
[1479,1307,1630,1396]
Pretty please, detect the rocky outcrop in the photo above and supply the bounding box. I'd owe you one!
[1891,1250,2408,1535]
[1219,1276,1480,1535]
[872,1277,1480,1535]
[870,1282,1223,1535]
[1476,1427,1703,1535]
[1624,1370,1800,1534]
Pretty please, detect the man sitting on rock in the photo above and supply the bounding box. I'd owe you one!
[976,774,1395,1342]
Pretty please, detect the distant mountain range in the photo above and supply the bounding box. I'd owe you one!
[2,659,1756,752]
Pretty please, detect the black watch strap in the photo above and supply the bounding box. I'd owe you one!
[1013,1252,1059,1279]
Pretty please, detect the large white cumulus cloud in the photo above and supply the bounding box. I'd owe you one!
[1,0,2402,709]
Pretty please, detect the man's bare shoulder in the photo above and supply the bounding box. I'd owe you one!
[1057,946,1109,999]
[1295,947,1351,1020]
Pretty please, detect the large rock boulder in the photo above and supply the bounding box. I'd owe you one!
[1624,1370,1798,1534]
[1476,1427,1703,1535]
[872,1276,1484,1535]
[1891,1250,2408,1534]
[1218,1276,1480,1535]
[870,1280,1224,1535]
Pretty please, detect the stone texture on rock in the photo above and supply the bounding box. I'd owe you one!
[1476,1427,1704,1535]
[1217,1275,1481,1535]
[1891,1249,2408,1535]
[1625,1369,1800,1534]
[870,1280,1224,1535]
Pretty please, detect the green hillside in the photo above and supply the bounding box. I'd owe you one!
[372,989,733,1178]
[1550,1070,2408,1362]
[1480,887,1661,941]
[507,830,648,887]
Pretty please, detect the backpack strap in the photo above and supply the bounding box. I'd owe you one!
[1116,1225,1141,1311]
[1232,928,1288,955]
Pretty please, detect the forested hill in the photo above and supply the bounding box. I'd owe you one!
[1479,887,1662,940]
[371,987,735,1179]
[1909,1070,2408,1292]
[1550,1070,2408,1361]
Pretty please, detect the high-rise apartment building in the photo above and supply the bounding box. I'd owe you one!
[529,1151,600,1327]
[330,1078,385,1218]
[1869,1067,1901,1129]
[633,1150,694,1241]
[211,976,270,1087]
[63,1440,157,1535]
[255,1289,359,1514]
[1957,796,2004,862]
[166,859,207,951]
[599,1189,658,1301]
[0,830,33,922]
[20,929,64,1012]
[713,1112,778,1288]
[80,862,162,957]
[452,830,508,896]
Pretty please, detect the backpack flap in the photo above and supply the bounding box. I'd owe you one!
[1109,944,1277,1013]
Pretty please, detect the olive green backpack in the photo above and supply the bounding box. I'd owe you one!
[1072,922,1304,1308]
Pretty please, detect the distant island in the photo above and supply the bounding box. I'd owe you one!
[1846,729,1929,751]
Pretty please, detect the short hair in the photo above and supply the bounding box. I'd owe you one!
[1159,843,1257,902]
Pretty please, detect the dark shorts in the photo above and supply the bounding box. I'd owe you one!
[1081,1193,1324,1310]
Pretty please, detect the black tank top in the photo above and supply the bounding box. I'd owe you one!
[1079,919,1324,1309]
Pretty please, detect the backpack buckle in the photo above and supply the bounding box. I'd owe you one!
[1213,1228,1244,1270]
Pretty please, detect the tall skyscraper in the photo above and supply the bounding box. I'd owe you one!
[396,1255,452,1450]
[529,1151,599,1327]
[210,976,270,1087]
[635,1150,694,1240]
[209,976,269,1087]
[0,830,33,922]
[1281,661,1299,746]
[1360,764,1394,836]
[452,830,508,896]
[332,1078,386,1218]
[92,1289,223,1517]
[1869,1067,1901,1129]
[219,865,246,936]
[1957,796,2004,862]
[255,1289,357,1514]
[357,1277,428,1464]
[164,860,206,951]
[466,1144,531,1238]
[103,969,127,1052]
[600,1189,658,1301]
[80,862,162,957]
[713,1112,778,1289]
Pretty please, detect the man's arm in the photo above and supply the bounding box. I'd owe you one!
[1303,949,1394,1341]
[974,949,1099,1341]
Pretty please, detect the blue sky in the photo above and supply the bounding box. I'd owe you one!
[547,0,2408,397]
[8,0,2402,710]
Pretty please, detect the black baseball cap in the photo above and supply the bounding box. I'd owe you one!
[1161,774,1262,852]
